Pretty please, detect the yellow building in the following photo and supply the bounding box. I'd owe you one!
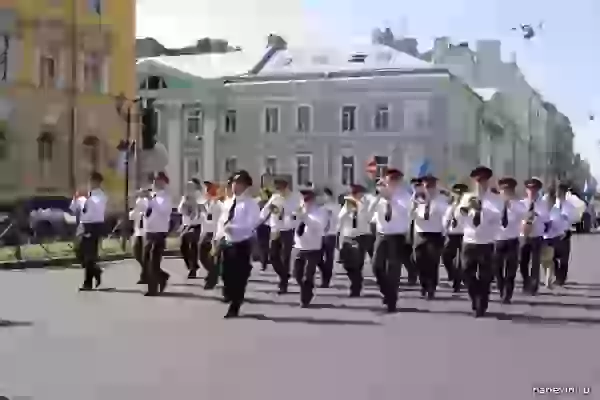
[0,0,136,212]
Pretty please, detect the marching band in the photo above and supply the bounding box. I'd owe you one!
[71,164,583,319]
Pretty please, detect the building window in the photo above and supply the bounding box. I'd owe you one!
[374,104,390,131]
[184,157,200,183]
[403,100,430,130]
[40,53,56,88]
[341,155,355,186]
[224,157,237,176]
[296,154,312,187]
[264,107,279,133]
[374,155,388,178]
[0,130,7,160]
[224,109,237,133]
[0,36,9,82]
[37,132,54,178]
[341,105,356,132]
[83,53,102,92]
[296,105,311,133]
[140,75,168,90]
[186,107,202,136]
[82,136,100,172]
[264,156,277,175]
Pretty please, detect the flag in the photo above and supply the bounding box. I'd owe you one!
[416,159,431,177]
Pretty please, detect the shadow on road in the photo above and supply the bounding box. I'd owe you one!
[0,319,33,328]
[105,287,600,326]
[239,313,381,326]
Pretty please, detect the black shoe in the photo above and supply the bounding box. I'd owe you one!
[187,270,198,279]
[144,291,158,297]
[300,302,310,308]
[204,282,217,290]
[475,306,485,318]
[501,297,511,305]
[224,305,240,318]
[79,285,94,292]
[386,303,397,313]
[426,290,435,300]
[278,285,288,295]
[452,284,461,293]
[94,271,102,288]
[159,274,169,293]
[420,287,427,298]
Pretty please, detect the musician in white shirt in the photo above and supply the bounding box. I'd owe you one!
[292,188,328,307]
[367,169,412,311]
[141,172,173,296]
[519,177,550,295]
[442,183,469,293]
[129,188,151,284]
[412,174,450,300]
[70,172,107,291]
[199,181,222,289]
[493,177,527,303]
[220,170,260,318]
[454,166,502,317]
[259,177,301,294]
[318,188,340,288]
[543,182,578,287]
[338,184,379,298]
[178,178,203,279]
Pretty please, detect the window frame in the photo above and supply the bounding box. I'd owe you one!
[340,154,355,186]
[264,156,278,175]
[403,99,430,130]
[341,104,358,132]
[374,104,391,131]
[224,109,237,133]
[185,106,203,136]
[295,153,313,187]
[295,104,312,133]
[373,155,389,179]
[39,53,57,88]
[263,106,280,134]
[224,156,238,177]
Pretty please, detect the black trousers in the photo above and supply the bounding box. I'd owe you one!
[255,224,271,269]
[293,249,322,306]
[199,232,219,286]
[144,232,169,295]
[554,231,571,285]
[132,235,145,280]
[340,235,370,295]
[442,234,463,288]
[270,229,295,290]
[221,239,253,313]
[180,226,201,271]
[77,222,103,288]
[318,235,336,286]
[493,238,519,301]
[414,232,445,294]
[462,243,495,312]
[372,233,408,306]
[519,236,543,294]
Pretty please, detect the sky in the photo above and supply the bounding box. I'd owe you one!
[136,0,600,179]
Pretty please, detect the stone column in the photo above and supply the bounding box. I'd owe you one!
[202,105,217,182]
[165,102,182,198]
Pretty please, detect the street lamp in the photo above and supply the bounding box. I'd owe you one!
[114,93,142,251]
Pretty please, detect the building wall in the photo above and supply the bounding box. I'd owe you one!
[0,0,136,210]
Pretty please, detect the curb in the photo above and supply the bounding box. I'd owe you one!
[0,250,180,270]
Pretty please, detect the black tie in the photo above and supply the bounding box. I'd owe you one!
[225,198,237,224]
[352,211,358,229]
[501,201,509,228]
[473,210,481,227]
[297,221,306,236]
[384,203,392,222]
[279,207,284,221]
[528,201,535,213]
[82,192,91,214]
[424,201,431,220]
[145,194,156,218]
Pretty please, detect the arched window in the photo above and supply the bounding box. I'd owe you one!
[0,130,7,160]
[37,131,54,179]
[37,132,54,161]
[139,75,167,90]
[83,135,100,171]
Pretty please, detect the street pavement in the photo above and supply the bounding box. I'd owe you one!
[0,236,600,400]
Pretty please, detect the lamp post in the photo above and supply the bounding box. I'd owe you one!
[115,93,142,251]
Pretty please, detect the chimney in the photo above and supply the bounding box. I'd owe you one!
[433,36,450,61]
[476,40,501,64]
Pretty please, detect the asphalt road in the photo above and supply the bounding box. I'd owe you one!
[1,235,600,400]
